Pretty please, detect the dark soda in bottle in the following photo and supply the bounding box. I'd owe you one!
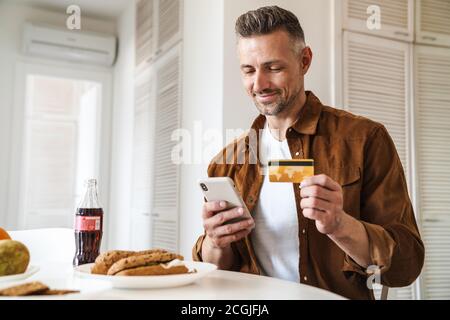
[73,179,103,266]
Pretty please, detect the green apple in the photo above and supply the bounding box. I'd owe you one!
[0,240,30,276]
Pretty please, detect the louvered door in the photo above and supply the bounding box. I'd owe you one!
[343,31,416,299]
[131,67,154,249]
[136,0,155,67]
[415,45,450,299]
[415,0,450,47]
[344,31,411,184]
[343,0,414,42]
[136,0,182,67]
[151,44,182,252]
[156,0,182,53]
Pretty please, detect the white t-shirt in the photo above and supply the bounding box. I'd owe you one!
[250,120,300,283]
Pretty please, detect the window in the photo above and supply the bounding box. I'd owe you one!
[21,75,102,229]
[8,62,110,231]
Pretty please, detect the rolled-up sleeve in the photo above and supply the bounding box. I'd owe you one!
[343,125,425,287]
[192,234,206,261]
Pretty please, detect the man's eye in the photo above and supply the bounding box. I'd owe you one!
[269,67,282,72]
[243,69,255,74]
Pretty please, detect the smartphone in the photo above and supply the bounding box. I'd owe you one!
[197,177,251,225]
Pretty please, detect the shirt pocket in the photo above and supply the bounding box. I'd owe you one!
[327,166,362,218]
[333,166,361,188]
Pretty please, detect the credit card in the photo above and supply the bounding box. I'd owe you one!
[268,159,314,183]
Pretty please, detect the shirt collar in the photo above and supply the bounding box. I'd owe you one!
[248,90,323,140]
[291,91,323,135]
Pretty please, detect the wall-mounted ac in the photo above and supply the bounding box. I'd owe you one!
[23,22,117,67]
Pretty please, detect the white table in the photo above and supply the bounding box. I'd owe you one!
[0,262,345,300]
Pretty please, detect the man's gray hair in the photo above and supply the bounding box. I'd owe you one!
[235,6,305,52]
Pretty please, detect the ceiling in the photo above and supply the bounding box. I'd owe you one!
[12,0,130,19]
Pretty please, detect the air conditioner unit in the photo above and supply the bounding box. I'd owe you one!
[23,22,117,67]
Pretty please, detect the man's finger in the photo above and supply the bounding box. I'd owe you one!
[300,196,333,212]
[209,207,244,228]
[202,200,228,219]
[213,218,254,237]
[300,174,341,191]
[214,228,252,248]
[300,184,335,202]
[302,208,325,221]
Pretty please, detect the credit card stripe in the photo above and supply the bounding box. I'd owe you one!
[268,161,314,166]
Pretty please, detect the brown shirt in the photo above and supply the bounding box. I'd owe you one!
[192,91,424,300]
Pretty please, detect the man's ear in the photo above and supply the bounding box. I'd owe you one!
[300,47,313,75]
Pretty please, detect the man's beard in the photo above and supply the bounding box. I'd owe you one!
[253,89,300,116]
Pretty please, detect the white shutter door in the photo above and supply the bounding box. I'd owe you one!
[343,31,416,299]
[131,67,154,249]
[415,45,450,299]
[156,0,181,53]
[151,44,181,252]
[343,0,414,42]
[136,0,155,67]
[344,31,411,185]
[416,0,450,47]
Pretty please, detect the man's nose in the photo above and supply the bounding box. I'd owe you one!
[253,70,271,94]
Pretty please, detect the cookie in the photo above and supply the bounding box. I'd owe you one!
[115,264,189,276]
[0,281,49,296]
[136,248,168,255]
[91,250,135,275]
[91,249,169,274]
[107,252,184,275]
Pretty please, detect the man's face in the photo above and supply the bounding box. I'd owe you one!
[237,29,311,116]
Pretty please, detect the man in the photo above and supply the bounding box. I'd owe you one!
[192,6,424,299]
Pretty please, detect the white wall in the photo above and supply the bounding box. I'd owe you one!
[0,2,116,228]
[179,0,225,258]
[108,1,135,250]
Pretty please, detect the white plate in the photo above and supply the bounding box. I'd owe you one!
[0,265,40,283]
[73,261,217,289]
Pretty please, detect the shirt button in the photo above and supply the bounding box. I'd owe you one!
[288,128,292,132]
[302,229,306,234]
[295,151,300,156]
[303,276,308,282]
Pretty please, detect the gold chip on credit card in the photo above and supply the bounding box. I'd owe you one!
[268,159,314,183]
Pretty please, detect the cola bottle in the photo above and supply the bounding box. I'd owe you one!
[73,179,103,266]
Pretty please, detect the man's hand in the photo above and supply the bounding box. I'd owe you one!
[202,200,255,248]
[300,174,345,235]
